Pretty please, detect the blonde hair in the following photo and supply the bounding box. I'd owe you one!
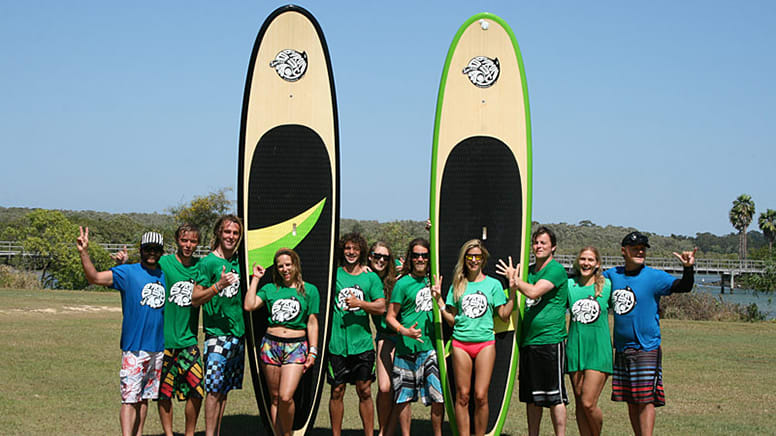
[451,239,489,303]
[573,246,605,297]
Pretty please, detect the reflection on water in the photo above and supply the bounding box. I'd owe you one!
[694,274,775,320]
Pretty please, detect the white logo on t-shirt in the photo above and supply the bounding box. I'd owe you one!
[525,296,542,308]
[272,297,301,323]
[612,287,636,315]
[337,286,365,311]
[169,280,194,307]
[571,297,601,324]
[141,281,165,309]
[415,286,433,312]
[461,291,488,319]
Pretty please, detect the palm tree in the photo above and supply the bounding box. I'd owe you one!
[759,209,776,255]
[729,194,755,261]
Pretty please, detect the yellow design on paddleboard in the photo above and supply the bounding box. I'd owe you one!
[246,198,326,268]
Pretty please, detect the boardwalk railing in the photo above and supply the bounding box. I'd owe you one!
[1,241,768,276]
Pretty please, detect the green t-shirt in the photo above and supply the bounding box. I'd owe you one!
[159,254,200,349]
[195,253,244,338]
[390,274,435,355]
[567,278,613,373]
[257,282,320,331]
[520,259,569,346]
[329,267,385,356]
[445,275,507,343]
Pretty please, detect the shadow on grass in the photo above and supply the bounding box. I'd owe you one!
[144,414,511,436]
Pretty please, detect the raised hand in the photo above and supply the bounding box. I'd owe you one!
[672,247,698,267]
[496,256,516,278]
[110,245,128,265]
[76,226,89,253]
[252,262,266,279]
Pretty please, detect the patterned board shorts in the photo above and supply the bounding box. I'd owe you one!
[260,334,308,366]
[158,346,205,401]
[612,347,665,406]
[120,350,163,404]
[204,335,245,394]
[392,350,444,406]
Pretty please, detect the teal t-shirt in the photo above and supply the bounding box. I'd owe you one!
[446,275,507,343]
[196,253,244,338]
[159,254,200,349]
[329,267,385,356]
[257,282,320,331]
[390,274,435,355]
[567,278,613,373]
[520,259,569,346]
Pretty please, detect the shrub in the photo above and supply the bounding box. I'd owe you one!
[0,265,41,290]
[661,291,764,322]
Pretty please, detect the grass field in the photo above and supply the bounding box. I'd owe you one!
[1,289,774,435]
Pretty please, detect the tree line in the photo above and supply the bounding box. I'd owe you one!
[1,189,775,290]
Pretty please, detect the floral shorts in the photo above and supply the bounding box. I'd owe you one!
[120,350,163,403]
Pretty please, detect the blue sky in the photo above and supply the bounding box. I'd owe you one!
[1,1,774,237]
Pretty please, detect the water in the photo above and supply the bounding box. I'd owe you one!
[694,274,776,320]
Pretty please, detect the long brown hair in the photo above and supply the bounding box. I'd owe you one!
[573,246,605,297]
[368,241,396,300]
[451,239,489,303]
[210,215,243,252]
[272,248,306,296]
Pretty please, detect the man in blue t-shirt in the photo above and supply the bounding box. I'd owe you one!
[603,231,696,436]
[78,227,166,436]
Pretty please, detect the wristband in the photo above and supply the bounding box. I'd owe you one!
[212,284,220,295]
[438,302,446,312]
[309,346,318,355]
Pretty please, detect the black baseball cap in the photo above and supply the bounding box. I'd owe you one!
[621,231,650,248]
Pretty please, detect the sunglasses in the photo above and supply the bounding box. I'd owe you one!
[371,252,390,262]
[465,254,483,261]
[411,252,430,260]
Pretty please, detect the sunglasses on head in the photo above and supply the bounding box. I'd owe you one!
[411,252,430,260]
[465,254,483,261]
[371,252,390,262]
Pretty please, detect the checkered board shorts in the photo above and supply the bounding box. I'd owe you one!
[204,335,245,394]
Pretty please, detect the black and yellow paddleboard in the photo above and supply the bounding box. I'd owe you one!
[429,13,532,436]
[237,5,339,435]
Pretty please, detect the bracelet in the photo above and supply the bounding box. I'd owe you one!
[438,302,446,312]
[309,346,318,355]
[211,284,220,295]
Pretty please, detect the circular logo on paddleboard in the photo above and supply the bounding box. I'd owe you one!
[571,296,601,324]
[461,291,488,318]
[337,285,365,311]
[270,49,308,82]
[415,286,433,312]
[141,281,166,309]
[271,297,302,323]
[169,279,194,307]
[612,286,636,315]
[462,56,500,88]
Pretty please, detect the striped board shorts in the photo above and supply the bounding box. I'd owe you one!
[611,347,665,406]
[392,350,444,406]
